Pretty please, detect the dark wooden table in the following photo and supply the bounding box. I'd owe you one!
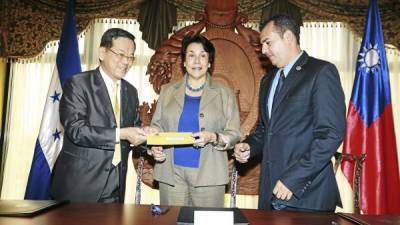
[0,203,398,225]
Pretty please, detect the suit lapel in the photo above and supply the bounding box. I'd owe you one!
[271,52,309,115]
[93,68,115,123]
[200,75,218,111]
[120,80,130,123]
[173,78,185,109]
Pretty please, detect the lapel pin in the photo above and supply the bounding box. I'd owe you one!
[296,66,302,71]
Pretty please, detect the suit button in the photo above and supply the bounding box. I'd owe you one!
[201,127,205,131]
[105,168,110,172]
[199,113,204,118]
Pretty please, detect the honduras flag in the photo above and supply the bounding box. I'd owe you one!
[341,0,400,215]
[25,0,81,199]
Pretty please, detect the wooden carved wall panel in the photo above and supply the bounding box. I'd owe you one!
[202,30,263,135]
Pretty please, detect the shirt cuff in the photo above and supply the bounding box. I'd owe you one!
[116,128,120,143]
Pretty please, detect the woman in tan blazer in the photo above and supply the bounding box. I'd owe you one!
[149,34,240,207]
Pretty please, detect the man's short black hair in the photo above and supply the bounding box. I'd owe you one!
[261,14,300,44]
[100,28,136,48]
[181,34,215,66]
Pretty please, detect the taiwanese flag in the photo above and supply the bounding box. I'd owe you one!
[341,0,400,215]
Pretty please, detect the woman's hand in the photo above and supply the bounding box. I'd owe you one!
[192,131,217,148]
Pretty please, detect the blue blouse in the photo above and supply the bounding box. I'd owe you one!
[174,94,201,168]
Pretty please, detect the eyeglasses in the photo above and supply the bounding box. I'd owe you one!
[108,48,135,63]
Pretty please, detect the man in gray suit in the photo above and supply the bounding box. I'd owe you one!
[51,28,150,203]
[234,15,346,211]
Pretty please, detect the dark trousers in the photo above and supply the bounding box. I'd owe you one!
[98,164,120,203]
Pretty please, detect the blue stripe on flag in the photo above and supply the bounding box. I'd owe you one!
[25,0,81,200]
[25,141,51,199]
[56,0,81,87]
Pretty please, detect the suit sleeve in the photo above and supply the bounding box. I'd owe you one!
[214,85,241,150]
[280,63,346,198]
[60,77,116,150]
[243,75,268,158]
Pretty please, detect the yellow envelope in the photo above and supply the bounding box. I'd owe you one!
[147,132,195,145]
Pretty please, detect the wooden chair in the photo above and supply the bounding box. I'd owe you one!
[334,152,366,213]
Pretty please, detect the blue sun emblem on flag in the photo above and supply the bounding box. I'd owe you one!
[358,43,380,74]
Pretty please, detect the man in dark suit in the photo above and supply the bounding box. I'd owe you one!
[51,28,151,203]
[234,14,346,211]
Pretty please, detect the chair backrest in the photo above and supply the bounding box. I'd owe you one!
[336,152,366,213]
